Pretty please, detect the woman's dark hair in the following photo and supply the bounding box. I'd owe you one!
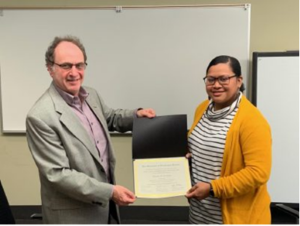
[206,55,245,92]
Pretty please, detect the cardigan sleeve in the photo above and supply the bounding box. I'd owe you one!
[211,98,272,198]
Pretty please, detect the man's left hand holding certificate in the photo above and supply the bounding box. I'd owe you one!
[132,115,191,198]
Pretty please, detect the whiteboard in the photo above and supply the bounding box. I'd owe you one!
[252,52,299,204]
[0,5,251,133]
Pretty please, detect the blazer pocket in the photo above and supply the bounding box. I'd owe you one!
[50,197,92,210]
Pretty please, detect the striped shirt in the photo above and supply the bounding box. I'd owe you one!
[188,95,241,224]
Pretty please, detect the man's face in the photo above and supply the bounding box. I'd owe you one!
[48,41,85,96]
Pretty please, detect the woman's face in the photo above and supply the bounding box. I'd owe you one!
[205,63,243,110]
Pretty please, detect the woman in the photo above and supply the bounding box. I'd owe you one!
[185,55,272,224]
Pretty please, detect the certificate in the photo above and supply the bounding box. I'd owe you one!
[132,115,189,198]
[133,157,191,198]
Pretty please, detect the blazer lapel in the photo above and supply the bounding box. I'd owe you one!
[85,93,116,164]
[48,84,101,165]
[85,98,108,134]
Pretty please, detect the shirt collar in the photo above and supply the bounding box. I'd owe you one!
[54,83,89,106]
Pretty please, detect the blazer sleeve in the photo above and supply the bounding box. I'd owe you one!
[86,87,136,133]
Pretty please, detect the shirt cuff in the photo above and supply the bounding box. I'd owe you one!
[135,108,143,117]
[110,185,114,199]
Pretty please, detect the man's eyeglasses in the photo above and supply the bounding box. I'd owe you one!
[203,75,237,86]
[51,62,88,70]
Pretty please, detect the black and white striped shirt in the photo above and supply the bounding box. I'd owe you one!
[188,95,241,224]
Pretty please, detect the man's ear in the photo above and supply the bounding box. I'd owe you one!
[47,65,54,78]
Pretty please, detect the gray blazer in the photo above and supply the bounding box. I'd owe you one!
[26,83,135,224]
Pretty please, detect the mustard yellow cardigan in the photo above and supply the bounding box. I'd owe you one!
[188,95,272,224]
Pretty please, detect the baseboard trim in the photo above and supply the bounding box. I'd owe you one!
[11,204,299,224]
[10,205,189,221]
[119,206,189,221]
[11,205,41,219]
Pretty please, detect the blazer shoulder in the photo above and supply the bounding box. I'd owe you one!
[27,89,53,118]
[83,86,104,105]
[83,86,98,95]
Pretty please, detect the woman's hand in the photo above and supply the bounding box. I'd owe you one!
[185,152,192,159]
[185,182,210,200]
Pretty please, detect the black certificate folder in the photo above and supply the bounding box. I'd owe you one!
[132,114,188,159]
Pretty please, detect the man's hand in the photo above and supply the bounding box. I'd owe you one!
[137,108,156,118]
[112,185,136,206]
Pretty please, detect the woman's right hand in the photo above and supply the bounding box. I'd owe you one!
[185,152,192,159]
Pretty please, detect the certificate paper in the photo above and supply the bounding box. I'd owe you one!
[134,157,191,198]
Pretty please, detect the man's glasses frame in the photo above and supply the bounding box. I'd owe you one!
[51,61,88,70]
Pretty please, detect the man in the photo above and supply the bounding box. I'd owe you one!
[26,35,155,224]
